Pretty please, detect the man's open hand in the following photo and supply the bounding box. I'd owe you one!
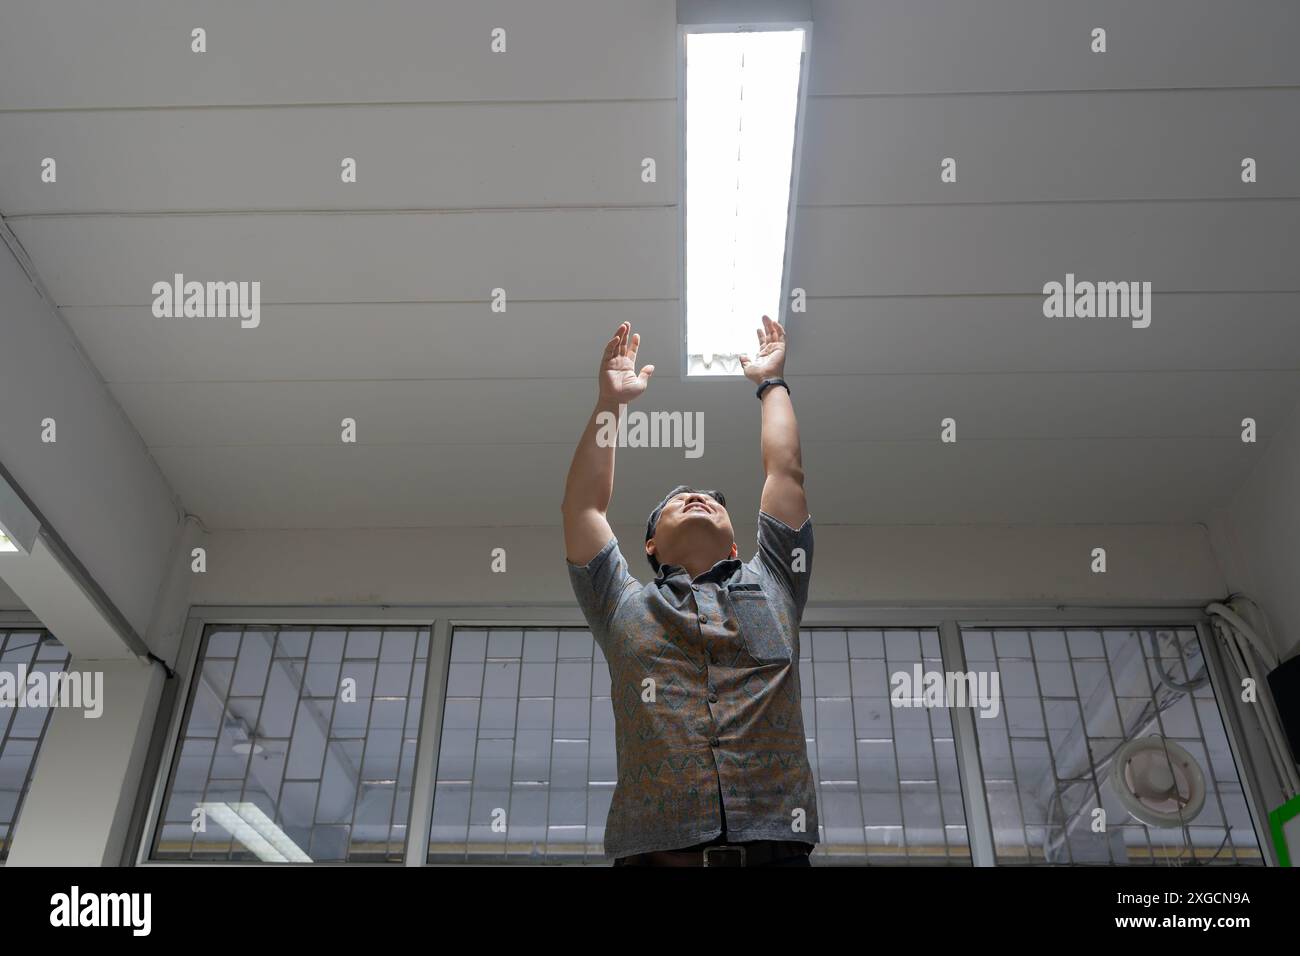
[739,315,787,384]
[598,321,654,404]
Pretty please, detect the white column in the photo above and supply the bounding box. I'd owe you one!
[0,228,200,864]
[6,659,164,866]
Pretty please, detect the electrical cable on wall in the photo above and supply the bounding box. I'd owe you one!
[1206,599,1300,800]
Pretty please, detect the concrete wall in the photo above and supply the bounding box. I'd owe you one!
[188,522,1227,609]
[1209,397,1300,661]
[0,578,23,610]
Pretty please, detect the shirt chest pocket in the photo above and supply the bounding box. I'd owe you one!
[727,584,792,664]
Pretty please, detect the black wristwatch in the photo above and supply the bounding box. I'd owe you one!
[756,377,790,400]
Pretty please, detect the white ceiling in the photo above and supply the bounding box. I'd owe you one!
[2,0,1298,531]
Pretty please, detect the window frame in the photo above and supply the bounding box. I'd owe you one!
[948,620,1266,865]
[133,604,1273,867]
[0,611,57,865]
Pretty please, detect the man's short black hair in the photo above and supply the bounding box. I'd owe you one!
[644,485,727,572]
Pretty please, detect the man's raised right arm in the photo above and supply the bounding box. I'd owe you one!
[561,322,654,565]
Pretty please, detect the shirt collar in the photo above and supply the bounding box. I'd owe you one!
[655,556,743,587]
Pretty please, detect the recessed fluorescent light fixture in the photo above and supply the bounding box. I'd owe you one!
[678,7,811,376]
[0,469,40,555]
[200,801,312,863]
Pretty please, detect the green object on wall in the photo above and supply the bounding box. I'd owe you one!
[1269,792,1300,866]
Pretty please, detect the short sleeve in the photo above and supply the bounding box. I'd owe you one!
[755,511,814,612]
[566,536,640,631]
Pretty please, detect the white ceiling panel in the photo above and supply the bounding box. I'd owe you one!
[60,301,674,383]
[8,208,677,305]
[800,89,1300,205]
[0,0,675,109]
[809,0,1300,94]
[107,371,1300,449]
[0,101,676,214]
[60,302,677,383]
[792,201,1300,296]
[790,294,1300,375]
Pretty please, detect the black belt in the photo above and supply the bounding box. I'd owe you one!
[616,840,811,867]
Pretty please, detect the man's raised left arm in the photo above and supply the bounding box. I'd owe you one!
[740,315,807,528]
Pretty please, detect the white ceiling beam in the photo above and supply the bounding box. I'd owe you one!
[0,224,185,659]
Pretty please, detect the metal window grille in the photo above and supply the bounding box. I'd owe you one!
[428,626,972,865]
[429,627,610,863]
[806,628,970,865]
[0,629,71,861]
[150,625,429,862]
[961,627,1263,865]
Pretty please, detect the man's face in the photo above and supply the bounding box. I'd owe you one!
[646,491,736,568]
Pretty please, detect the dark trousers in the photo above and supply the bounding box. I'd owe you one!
[613,837,812,866]
[615,800,813,865]
[613,849,811,866]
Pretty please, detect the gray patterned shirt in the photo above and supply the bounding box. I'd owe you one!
[566,510,819,859]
